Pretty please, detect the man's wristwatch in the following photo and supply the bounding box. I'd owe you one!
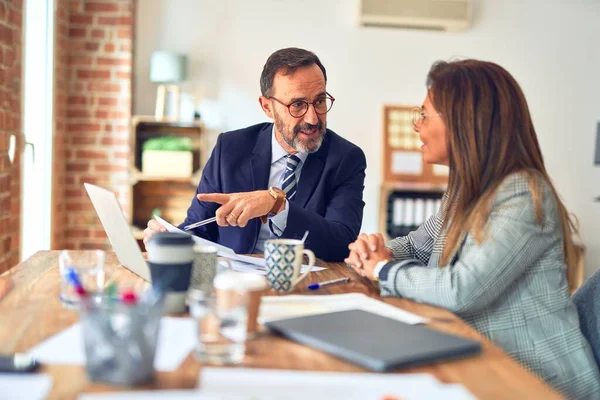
[260,186,286,223]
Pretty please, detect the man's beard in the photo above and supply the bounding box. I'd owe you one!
[274,111,326,153]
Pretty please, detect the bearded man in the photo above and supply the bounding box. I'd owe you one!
[144,48,366,261]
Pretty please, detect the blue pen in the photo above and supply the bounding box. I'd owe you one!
[66,267,87,296]
[308,277,350,290]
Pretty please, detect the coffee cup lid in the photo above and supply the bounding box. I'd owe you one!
[213,271,267,291]
[193,245,218,253]
[149,232,194,246]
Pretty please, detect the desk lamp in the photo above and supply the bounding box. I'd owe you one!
[150,51,188,120]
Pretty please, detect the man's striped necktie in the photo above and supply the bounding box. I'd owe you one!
[281,154,301,201]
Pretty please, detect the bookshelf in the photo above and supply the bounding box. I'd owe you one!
[379,182,446,241]
[128,116,206,247]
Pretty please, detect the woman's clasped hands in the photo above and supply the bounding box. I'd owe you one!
[344,233,392,280]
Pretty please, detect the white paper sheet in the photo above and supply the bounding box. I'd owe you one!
[154,215,326,274]
[198,368,476,400]
[77,369,475,400]
[259,293,428,325]
[29,317,195,372]
[0,373,53,400]
[154,215,234,255]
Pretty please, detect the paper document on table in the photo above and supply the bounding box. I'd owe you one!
[154,215,234,255]
[29,317,195,372]
[259,293,428,325]
[154,215,326,273]
[227,260,319,275]
[76,369,475,400]
[198,368,475,400]
[0,373,53,400]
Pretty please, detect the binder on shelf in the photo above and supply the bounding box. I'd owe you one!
[380,183,445,240]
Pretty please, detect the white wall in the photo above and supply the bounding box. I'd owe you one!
[135,0,600,276]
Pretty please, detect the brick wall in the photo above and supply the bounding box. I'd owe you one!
[0,0,23,273]
[54,0,134,250]
[53,0,68,250]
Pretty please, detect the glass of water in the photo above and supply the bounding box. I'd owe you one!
[188,289,248,365]
[59,250,106,305]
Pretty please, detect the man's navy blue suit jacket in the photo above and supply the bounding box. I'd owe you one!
[179,123,366,262]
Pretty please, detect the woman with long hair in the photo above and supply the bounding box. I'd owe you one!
[346,59,600,399]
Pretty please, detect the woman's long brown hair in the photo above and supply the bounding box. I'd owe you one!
[427,60,578,269]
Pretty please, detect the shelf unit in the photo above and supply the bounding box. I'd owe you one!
[128,116,206,245]
[380,105,448,241]
[382,105,448,185]
[379,181,446,241]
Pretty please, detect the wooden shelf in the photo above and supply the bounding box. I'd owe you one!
[136,176,194,182]
[128,116,206,250]
[131,115,203,128]
[383,105,448,185]
[129,170,201,185]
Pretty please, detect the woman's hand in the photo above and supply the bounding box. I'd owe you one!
[344,233,392,280]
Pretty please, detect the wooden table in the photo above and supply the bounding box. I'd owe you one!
[0,251,564,399]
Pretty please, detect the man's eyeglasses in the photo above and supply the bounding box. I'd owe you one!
[411,106,442,127]
[269,93,335,118]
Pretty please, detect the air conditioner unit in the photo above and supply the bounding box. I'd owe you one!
[358,0,472,32]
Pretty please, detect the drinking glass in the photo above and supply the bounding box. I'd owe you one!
[58,250,106,305]
[188,289,248,365]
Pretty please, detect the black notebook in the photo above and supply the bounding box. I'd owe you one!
[265,309,481,372]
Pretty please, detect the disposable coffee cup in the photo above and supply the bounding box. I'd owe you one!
[213,271,267,336]
[147,232,195,314]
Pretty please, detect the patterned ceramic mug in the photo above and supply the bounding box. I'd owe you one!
[264,239,315,292]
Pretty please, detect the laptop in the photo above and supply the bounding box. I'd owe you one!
[265,309,481,372]
[84,183,151,281]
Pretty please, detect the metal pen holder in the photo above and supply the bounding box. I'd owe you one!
[79,295,164,386]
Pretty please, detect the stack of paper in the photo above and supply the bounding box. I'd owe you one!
[259,293,428,325]
[29,317,196,372]
[154,215,326,275]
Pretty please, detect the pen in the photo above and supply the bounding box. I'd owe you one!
[66,267,87,297]
[121,290,138,305]
[183,216,217,231]
[307,277,350,290]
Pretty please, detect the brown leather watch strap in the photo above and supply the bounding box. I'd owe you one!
[260,187,286,224]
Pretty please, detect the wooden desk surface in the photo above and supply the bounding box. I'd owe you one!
[0,251,564,400]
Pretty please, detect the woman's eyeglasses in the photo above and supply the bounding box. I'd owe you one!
[411,106,442,127]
